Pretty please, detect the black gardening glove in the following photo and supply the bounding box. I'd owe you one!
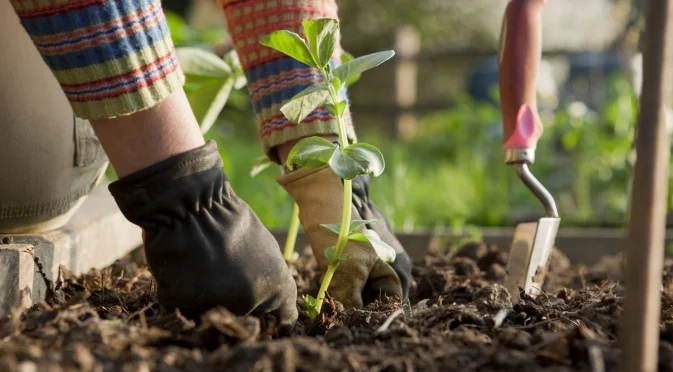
[352,174,412,300]
[109,141,298,333]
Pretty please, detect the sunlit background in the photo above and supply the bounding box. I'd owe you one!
[121,0,658,232]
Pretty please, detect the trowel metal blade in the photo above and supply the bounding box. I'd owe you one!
[504,217,560,303]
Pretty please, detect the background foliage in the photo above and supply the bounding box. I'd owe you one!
[118,3,669,232]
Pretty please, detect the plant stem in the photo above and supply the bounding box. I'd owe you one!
[312,70,354,314]
[324,72,348,147]
[283,202,300,262]
[314,179,352,309]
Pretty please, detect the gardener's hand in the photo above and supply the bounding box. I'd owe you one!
[352,174,412,300]
[109,141,298,334]
[278,166,403,308]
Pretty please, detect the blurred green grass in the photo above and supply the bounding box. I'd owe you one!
[194,72,647,232]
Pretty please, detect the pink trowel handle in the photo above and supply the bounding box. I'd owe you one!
[498,0,546,151]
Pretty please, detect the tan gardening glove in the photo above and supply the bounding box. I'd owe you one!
[278,166,403,308]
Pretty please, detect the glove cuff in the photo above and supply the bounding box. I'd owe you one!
[108,140,226,227]
[276,166,346,230]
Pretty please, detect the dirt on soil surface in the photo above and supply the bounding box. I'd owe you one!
[2,241,673,372]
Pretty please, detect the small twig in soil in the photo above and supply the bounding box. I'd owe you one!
[375,308,404,335]
[588,344,606,372]
[124,268,148,291]
[516,318,559,330]
[561,301,605,318]
[530,286,553,305]
[125,302,157,324]
[493,309,509,328]
[113,270,125,288]
[579,266,587,289]
[113,292,128,313]
[139,310,148,330]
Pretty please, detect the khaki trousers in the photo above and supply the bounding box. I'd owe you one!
[0,3,109,233]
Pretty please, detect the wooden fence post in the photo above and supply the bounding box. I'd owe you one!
[622,0,673,371]
[394,25,421,139]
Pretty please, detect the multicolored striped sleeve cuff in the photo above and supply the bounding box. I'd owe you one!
[10,0,185,120]
[220,0,356,162]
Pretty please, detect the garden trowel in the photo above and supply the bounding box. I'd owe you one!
[498,0,560,303]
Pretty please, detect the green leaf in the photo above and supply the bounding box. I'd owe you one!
[334,101,347,116]
[348,220,375,234]
[280,84,329,123]
[303,20,319,56]
[333,51,395,83]
[187,79,234,135]
[286,136,337,170]
[331,77,342,93]
[321,223,342,235]
[302,19,339,68]
[348,233,367,242]
[195,27,228,45]
[250,155,272,177]
[324,246,337,262]
[348,230,396,263]
[320,220,375,236]
[223,50,247,89]
[325,100,347,117]
[165,11,194,46]
[302,294,320,319]
[323,245,352,264]
[302,18,339,69]
[327,144,385,179]
[343,143,386,177]
[344,74,361,87]
[176,47,232,78]
[324,103,337,115]
[341,51,355,63]
[328,147,366,180]
[340,53,362,86]
[260,30,316,67]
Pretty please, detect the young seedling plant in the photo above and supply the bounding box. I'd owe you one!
[261,18,397,319]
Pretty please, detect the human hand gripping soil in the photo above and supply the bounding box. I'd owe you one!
[108,141,298,335]
[261,18,410,318]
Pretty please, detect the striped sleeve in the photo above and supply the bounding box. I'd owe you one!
[220,0,356,162]
[10,0,185,120]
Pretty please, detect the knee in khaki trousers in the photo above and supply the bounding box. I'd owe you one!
[0,3,109,233]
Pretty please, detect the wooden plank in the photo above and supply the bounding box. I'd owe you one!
[622,0,673,370]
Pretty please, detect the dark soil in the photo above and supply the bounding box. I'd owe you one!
[2,241,673,372]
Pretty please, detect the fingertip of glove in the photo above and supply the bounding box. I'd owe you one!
[276,319,297,338]
[267,303,298,338]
